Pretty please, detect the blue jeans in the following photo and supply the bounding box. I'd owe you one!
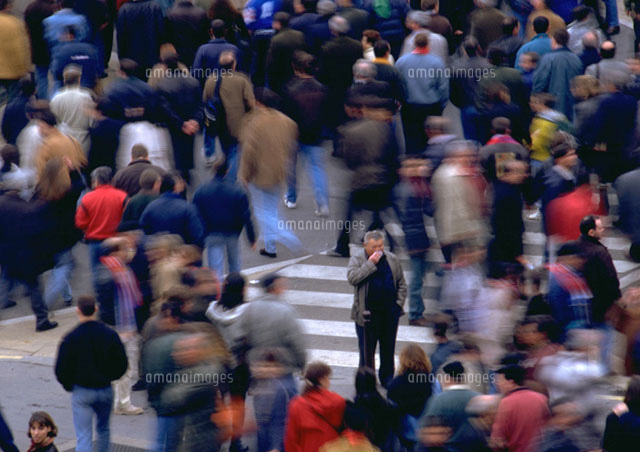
[603,0,619,27]
[88,241,103,287]
[409,254,429,320]
[460,106,479,141]
[203,132,239,183]
[0,267,16,307]
[205,233,240,278]
[250,184,302,254]
[44,249,74,307]
[71,386,113,452]
[34,65,49,100]
[285,144,329,210]
[154,415,182,452]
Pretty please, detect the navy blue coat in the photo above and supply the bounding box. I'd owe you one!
[395,179,431,255]
[116,0,165,71]
[139,193,204,245]
[102,76,157,122]
[50,41,101,87]
[192,177,256,243]
[192,39,239,84]
[362,0,409,57]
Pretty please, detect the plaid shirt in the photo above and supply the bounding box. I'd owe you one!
[548,264,593,331]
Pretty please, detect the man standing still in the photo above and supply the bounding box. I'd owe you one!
[347,230,407,387]
[55,296,128,452]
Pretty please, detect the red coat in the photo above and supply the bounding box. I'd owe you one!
[545,185,597,242]
[285,388,346,452]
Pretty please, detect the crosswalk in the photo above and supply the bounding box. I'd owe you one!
[242,216,639,376]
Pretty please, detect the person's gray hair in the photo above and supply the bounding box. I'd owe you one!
[329,15,350,35]
[353,59,377,79]
[466,395,499,416]
[475,0,497,7]
[407,10,431,28]
[445,140,479,158]
[317,0,337,16]
[601,69,631,90]
[363,230,384,244]
[91,166,113,185]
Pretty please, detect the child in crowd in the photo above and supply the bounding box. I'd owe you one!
[27,411,58,452]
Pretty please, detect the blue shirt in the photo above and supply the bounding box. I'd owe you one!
[515,33,551,70]
[43,9,89,55]
[395,52,449,106]
[243,0,282,31]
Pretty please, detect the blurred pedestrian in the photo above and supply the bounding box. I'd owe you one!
[54,296,128,452]
[602,375,640,452]
[285,362,346,452]
[351,367,395,452]
[0,0,31,105]
[118,169,161,231]
[237,87,301,258]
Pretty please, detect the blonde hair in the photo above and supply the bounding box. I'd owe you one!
[398,343,432,375]
[571,75,600,100]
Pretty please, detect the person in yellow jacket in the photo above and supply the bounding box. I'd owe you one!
[0,0,31,105]
[529,92,571,176]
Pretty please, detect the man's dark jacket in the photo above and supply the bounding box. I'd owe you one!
[192,177,256,242]
[577,234,621,324]
[24,0,56,67]
[139,192,204,245]
[113,159,166,197]
[267,27,306,94]
[55,320,127,391]
[166,1,209,68]
[116,0,165,71]
[284,76,328,145]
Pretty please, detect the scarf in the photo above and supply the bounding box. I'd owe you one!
[409,176,430,200]
[486,134,518,145]
[27,438,54,452]
[373,57,391,66]
[100,255,142,332]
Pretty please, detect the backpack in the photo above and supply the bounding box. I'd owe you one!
[204,77,227,139]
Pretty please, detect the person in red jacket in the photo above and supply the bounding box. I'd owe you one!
[285,362,346,452]
[75,166,128,286]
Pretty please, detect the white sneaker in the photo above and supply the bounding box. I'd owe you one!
[527,210,541,221]
[283,195,297,209]
[315,206,329,217]
[114,405,144,415]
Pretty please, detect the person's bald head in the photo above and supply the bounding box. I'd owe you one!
[219,51,236,71]
[601,40,616,59]
[582,31,599,50]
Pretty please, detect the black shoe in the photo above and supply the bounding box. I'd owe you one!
[326,249,349,258]
[64,298,73,307]
[1,300,17,310]
[259,248,277,258]
[132,379,147,391]
[36,321,58,332]
[607,25,620,36]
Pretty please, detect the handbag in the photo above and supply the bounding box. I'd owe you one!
[204,76,227,139]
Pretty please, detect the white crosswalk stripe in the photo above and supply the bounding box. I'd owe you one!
[244,228,639,372]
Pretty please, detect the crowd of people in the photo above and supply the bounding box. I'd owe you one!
[2,0,640,451]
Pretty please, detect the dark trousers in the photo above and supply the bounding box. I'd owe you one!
[171,129,195,183]
[250,30,275,87]
[25,277,48,329]
[355,313,399,388]
[401,103,443,155]
[335,187,395,255]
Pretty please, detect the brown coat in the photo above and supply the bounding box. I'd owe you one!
[0,12,31,80]
[238,107,297,189]
[526,9,566,42]
[203,72,254,140]
[35,129,87,179]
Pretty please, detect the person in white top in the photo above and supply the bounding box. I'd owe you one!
[50,65,95,153]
